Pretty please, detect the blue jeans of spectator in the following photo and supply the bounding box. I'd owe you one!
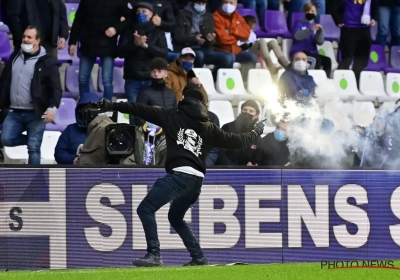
[1,110,46,164]
[376,5,400,47]
[197,49,235,80]
[289,0,325,23]
[125,79,152,124]
[235,51,258,64]
[240,0,266,24]
[79,55,114,100]
[136,171,204,258]
[267,0,280,10]
[167,52,180,63]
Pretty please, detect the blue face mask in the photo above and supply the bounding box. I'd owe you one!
[194,4,206,12]
[137,13,148,23]
[274,129,287,142]
[182,61,193,72]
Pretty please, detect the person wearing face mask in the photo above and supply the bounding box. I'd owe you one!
[278,51,317,105]
[291,3,332,78]
[165,47,208,102]
[115,2,168,125]
[54,92,100,165]
[213,0,258,82]
[135,58,177,126]
[251,120,291,166]
[0,26,62,165]
[216,100,261,165]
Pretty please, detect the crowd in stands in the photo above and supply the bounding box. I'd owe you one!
[0,0,399,169]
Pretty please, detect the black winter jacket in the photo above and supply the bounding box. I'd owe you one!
[116,21,168,80]
[0,50,62,118]
[5,0,69,47]
[173,7,216,52]
[112,98,258,175]
[69,0,127,57]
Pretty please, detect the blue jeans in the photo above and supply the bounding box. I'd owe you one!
[267,0,280,10]
[376,5,400,47]
[289,0,325,23]
[235,51,258,64]
[136,171,204,258]
[199,49,235,80]
[240,0,266,24]
[125,79,152,124]
[79,55,114,100]
[167,52,180,63]
[1,110,46,164]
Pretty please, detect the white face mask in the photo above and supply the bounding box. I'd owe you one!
[222,3,236,14]
[21,43,34,53]
[293,60,307,72]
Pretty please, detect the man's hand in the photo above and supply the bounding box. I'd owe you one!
[97,98,113,111]
[43,109,55,124]
[152,14,161,26]
[247,162,258,166]
[196,34,206,44]
[190,77,201,86]
[58,38,66,50]
[252,118,266,136]
[284,162,290,166]
[68,44,76,56]
[370,19,376,26]
[73,157,80,164]
[105,27,116,37]
[134,31,142,46]
[337,23,344,28]
[206,33,216,41]
[311,24,322,31]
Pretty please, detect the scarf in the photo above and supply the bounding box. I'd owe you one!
[143,128,156,165]
[361,0,372,25]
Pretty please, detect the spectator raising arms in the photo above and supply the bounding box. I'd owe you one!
[214,0,257,82]
[291,2,332,78]
[115,2,168,124]
[68,0,127,101]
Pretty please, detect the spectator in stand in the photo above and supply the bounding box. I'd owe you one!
[0,26,62,164]
[332,0,378,87]
[135,58,177,125]
[239,15,290,75]
[68,0,126,101]
[216,100,260,166]
[252,120,290,166]
[214,0,257,82]
[289,0,326,24]
[291,2,331,78]
[5,0,69,56]
[165,47,208,102]
[205,111,220,166]
[115,2,168,124]
[278,52,317,104]
[174,0,235,77]
[54,92,100,165]
[166,33,180,63]
[376,0,400,47]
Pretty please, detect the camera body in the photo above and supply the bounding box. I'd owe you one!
[85,108,118,125]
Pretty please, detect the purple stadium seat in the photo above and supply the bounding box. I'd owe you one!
[66,0,80,2]
[320,14,340,42]
[46,98,77,131]
[97,67,125,98]
[0,23,9,33]
[290,12,304,32]
[58,39,79,65]
[65,3,79,27]
[65,65,97,93]
[384,46,400,74]
[0,32,12,62]
[365,44,388,72]
[263,10,292,39]
[237,8,270,38]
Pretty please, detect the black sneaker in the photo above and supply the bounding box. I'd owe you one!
[132,253,164,267]
[183,257,209,266]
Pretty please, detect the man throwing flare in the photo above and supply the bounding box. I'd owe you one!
[97,86,265,267]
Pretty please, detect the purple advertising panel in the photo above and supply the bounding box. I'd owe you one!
[1,168,400,271]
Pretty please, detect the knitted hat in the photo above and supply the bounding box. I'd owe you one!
[134,2,154,12]
[241,100,260,114]
[182,84,207,104]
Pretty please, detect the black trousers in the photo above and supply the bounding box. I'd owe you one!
[338,27,372,86]
[136,171,204,259]
[304,51,332,78]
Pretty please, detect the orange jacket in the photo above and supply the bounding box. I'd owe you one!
[213,9,251,55]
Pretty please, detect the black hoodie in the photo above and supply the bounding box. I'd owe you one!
[113,98,258,174]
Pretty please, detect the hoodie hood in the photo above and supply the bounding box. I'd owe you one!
[177,97,210,132]
[76,92,101,127]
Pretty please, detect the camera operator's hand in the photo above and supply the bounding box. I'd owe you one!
[97,98,113,111]
[252,117,266,136]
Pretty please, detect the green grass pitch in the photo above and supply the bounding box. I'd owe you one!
[1,261,400,280]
